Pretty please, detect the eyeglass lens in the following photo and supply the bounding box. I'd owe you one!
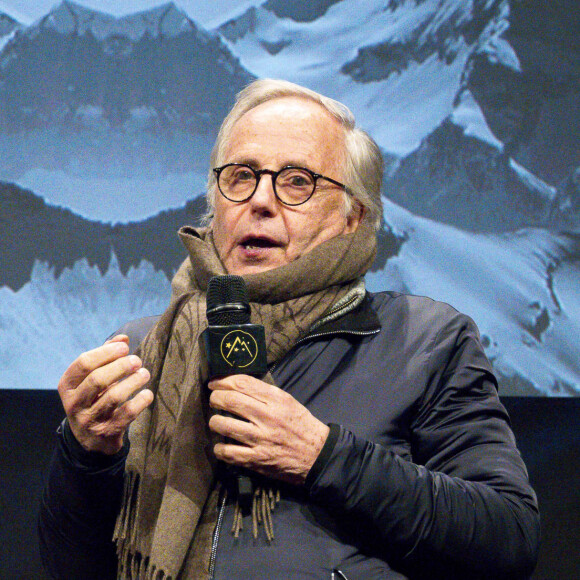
[218,165,316,205]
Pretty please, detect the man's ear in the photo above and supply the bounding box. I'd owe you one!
[345,201,364,233]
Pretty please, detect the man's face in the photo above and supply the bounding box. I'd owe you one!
[211,97,362,275]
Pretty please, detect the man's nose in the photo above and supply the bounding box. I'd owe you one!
[248,173,279,214]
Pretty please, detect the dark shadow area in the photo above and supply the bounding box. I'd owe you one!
[0,391,577,579]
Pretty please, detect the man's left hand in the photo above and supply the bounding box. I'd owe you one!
[208,375,330,485]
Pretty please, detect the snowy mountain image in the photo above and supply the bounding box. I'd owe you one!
[0,0,578,394]
[0,1,254,220]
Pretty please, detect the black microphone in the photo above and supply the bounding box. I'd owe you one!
[201,275,268,506]
[202,275,268,379]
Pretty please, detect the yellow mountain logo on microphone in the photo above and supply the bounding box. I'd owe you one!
[220,330,259,368]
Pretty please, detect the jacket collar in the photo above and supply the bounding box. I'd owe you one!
[306,292,381,337]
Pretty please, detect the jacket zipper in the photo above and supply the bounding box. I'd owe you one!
[208,489,227,579]
[270,328,380,374]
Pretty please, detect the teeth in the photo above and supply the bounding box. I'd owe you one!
[243,239,273,248]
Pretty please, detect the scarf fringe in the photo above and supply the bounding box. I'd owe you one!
[118,547,171,580]
[115,472,173,580]
[230,484,281,541]
[122,551,169,580]
[115,471,139,545]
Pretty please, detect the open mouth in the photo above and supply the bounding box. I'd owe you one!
[240,237,279,249]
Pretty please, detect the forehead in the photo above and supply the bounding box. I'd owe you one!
[224,96,346,169]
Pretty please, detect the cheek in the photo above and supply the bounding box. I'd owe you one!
[286,206,348,254]
[314,195,350,233]
[211,209,235,255]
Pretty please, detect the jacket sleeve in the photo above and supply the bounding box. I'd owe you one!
[305,311,540,579]
[38,420,126,580]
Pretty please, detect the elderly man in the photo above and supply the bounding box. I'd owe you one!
[39,79,539,580]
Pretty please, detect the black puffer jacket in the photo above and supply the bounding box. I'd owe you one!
[39,291,540,579]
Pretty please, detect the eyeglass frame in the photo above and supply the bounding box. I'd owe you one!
[212,163,349,207]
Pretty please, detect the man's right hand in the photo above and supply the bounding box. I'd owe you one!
[58,334,153,455]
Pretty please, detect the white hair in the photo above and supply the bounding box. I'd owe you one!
[204,79,383,228]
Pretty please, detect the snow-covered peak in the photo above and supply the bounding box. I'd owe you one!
[36,0,115,37]
[0,9,18,34]
[369,199,580,395]
[0,10,20,52]
[0,2,25,26]
[473,0,521,72]
[0,257,171,389]
[452,89,504,150]
[34,0,202,42]
[216,0,509,156]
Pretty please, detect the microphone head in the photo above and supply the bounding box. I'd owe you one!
[206,275,251,325]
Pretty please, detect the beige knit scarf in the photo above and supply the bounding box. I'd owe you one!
[113,218,377,579]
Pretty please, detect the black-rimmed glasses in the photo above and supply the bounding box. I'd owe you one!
[213,163,348,206]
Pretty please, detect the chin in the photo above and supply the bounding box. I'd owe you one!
[227,260,284,276]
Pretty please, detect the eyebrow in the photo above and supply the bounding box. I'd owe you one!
[229,157,314,171]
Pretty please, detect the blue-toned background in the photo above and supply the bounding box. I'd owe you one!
[0,2,578,578]
[0,0,578,395]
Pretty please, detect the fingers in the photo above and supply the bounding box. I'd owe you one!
[208,376,330,484]
[209,413,267,471]
[104,382,154,437]
[213,440,258,467]
[74,354,145,409]
[89,365,151,419]
[57,336,153,454]
[105,333,129,343]
[120,387,154,422]
[104,334,130,346]
[58,338,130,396]
[208,412,257,446]
[209,387,267,424]
[69,367,152,454]
[208,374,286,404]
